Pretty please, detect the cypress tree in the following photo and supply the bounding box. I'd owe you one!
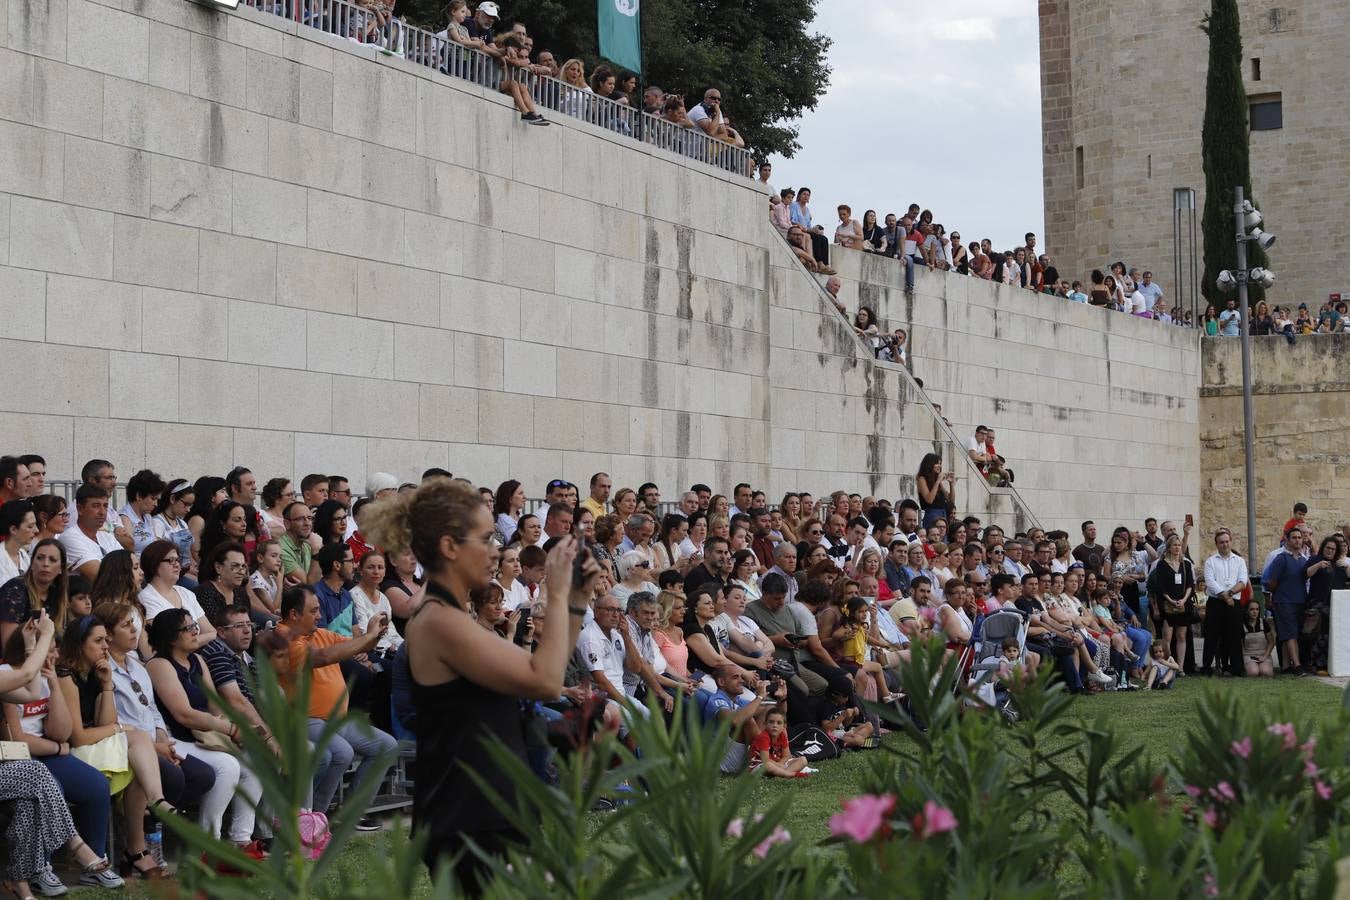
[1200,0,1267,304]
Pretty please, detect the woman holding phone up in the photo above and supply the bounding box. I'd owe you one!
[362,479,602,895]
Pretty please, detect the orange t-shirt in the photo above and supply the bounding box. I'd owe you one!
[288,629,350,719]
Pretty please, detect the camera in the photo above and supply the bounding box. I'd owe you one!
[784,632,804,645]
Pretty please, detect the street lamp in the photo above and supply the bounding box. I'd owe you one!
[1214,189,1277,568]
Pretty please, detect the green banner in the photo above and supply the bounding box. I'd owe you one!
[598,0,641,74]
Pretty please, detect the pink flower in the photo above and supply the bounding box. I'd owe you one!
[1316,780,1333,801]
[1209,782,1236,803]
[1184,784,1202,798]
[1203,873,1220,897]
[919,606,938,624]
[1267,722,1297,750]
[725,818,744,839]
[918,800,959,838]
[1230,736,1251,759]
[752,825,791,859]
[829,794,896,844]
[1305,758,1320,779]
[1202,807,1220,828]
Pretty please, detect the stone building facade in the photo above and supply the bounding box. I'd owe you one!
[1039,1,1350,315]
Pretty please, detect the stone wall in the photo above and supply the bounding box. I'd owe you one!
[0,0,1201,532]
[1040,1,1350,310]
[827,252,1202,538]
[1200,335,1350,557]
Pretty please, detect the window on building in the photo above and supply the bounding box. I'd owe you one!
[1249,94,1282,131]
[1251,57,1261,81]
[1075,146,1084,190]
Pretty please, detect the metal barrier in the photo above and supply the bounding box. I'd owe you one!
[236,0,754,178]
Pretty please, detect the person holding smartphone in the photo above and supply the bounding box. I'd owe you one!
[275,584,397,832]
[361,479,603,895]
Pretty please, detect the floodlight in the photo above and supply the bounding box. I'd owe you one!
[1216,270,1237,293]
[1249,268,1277,289]
[1242,205,1264,230]
[1248,227,1276,250]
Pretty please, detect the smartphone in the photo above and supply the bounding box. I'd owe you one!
[571,525,591,588]
[1185,513,1194,527]
[25,608,43,623]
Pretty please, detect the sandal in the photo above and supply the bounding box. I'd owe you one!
[3,881,38,900]
[121,849,165,880]
[149,797,178,817]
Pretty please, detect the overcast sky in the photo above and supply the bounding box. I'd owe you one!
[767,0,1044,252]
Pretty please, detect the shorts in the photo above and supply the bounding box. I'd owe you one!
[1163,612,1191,627]
[1272,603,1304,643]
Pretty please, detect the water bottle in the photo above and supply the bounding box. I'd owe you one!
[145,823,165,870]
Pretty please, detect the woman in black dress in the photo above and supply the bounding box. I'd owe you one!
[1149,534,1195,672]
[362,479,602,894]
[915,453,956,530]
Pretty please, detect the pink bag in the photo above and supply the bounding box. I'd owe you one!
[298,810,332,861]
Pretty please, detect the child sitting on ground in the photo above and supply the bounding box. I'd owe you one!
[748,709,812,778]
[840,596,900,703]
[821,674,876,750]
[1145,640,1182,690]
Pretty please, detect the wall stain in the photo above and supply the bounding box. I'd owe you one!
[478,175,493,226]
[675,225,694,319]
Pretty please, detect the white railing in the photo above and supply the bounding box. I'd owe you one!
[238,0,754,177]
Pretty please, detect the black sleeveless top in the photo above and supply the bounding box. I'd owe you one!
[412,582,526,852]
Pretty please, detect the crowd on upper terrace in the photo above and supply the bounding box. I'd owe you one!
[2,447,1349,895]
[1205,297,1350,340]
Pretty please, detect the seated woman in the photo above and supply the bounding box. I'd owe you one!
[89,549,152,657]
[0,538,68,648]
[496,34,548,125]
[137,540,216,649]
[147,608,264,857]
[682,586,757,699]
[193,542,251,627]
[612,552,658,605]
[56,614,177,873]
[0,613,125,898]
[785,224,825,274]
[1,624,119,893]
[95,601,215,878]
[1240,600,1276,677]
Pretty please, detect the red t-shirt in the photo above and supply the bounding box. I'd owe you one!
[749,729,789,770]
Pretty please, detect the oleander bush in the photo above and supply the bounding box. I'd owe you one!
[164,642,1350,899]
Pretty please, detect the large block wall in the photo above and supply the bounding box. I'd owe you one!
[1041,0,1348,308]
[0,0,1200,531]
[1201,335,1350,558]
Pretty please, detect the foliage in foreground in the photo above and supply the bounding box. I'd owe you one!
[164,642,1350,899]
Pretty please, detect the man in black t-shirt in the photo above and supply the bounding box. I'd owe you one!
[683,535,732,596]
[1072,520,1106,575]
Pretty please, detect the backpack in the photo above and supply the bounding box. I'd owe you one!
[788,724,839,762]
[297,810,332,861]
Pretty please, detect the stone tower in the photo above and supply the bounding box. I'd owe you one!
[1040,1,1350,314]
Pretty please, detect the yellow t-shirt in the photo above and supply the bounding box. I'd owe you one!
[841,622,868,665]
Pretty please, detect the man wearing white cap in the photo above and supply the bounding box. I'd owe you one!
[466,1,500,44]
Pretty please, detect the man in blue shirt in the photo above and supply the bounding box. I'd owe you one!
[1219,298,1242,336]
[313,542,356,636]
[700,665,778,774]
[1262,527,1310,674]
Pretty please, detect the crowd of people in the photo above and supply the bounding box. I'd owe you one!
[241,0,753,171]
[1204,297,1350,341]
[5,448,1347,895]
[763,182,1196,354]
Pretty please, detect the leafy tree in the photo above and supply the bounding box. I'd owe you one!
[1200,0,1267,304]
[397,0,832,159]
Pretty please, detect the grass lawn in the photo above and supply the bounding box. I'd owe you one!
[63,676,1346,897]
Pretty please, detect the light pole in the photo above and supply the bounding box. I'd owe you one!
[1220,186,1276,567]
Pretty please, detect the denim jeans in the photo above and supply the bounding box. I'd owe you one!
[903,255,916,290]
[39,754,112,859]
[307,718,397,813]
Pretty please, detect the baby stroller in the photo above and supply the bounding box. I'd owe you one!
[968,610,1027,722]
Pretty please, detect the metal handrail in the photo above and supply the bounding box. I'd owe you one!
[793,248,1044,530]
[236,0,753,178]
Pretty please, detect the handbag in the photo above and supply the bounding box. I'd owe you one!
[71,731,133,795]
[191,728,239,755]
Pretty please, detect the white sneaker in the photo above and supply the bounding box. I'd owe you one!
[33,866,68,897]
[1088,670,1114,686]
[802,766,819,774]
[78,860,125,889]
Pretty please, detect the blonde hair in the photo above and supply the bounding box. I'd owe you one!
[560,58,586,88]
[361,477,481,575]
[657,589,684,626]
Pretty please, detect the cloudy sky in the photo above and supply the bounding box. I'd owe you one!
[767,0,1044,252]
